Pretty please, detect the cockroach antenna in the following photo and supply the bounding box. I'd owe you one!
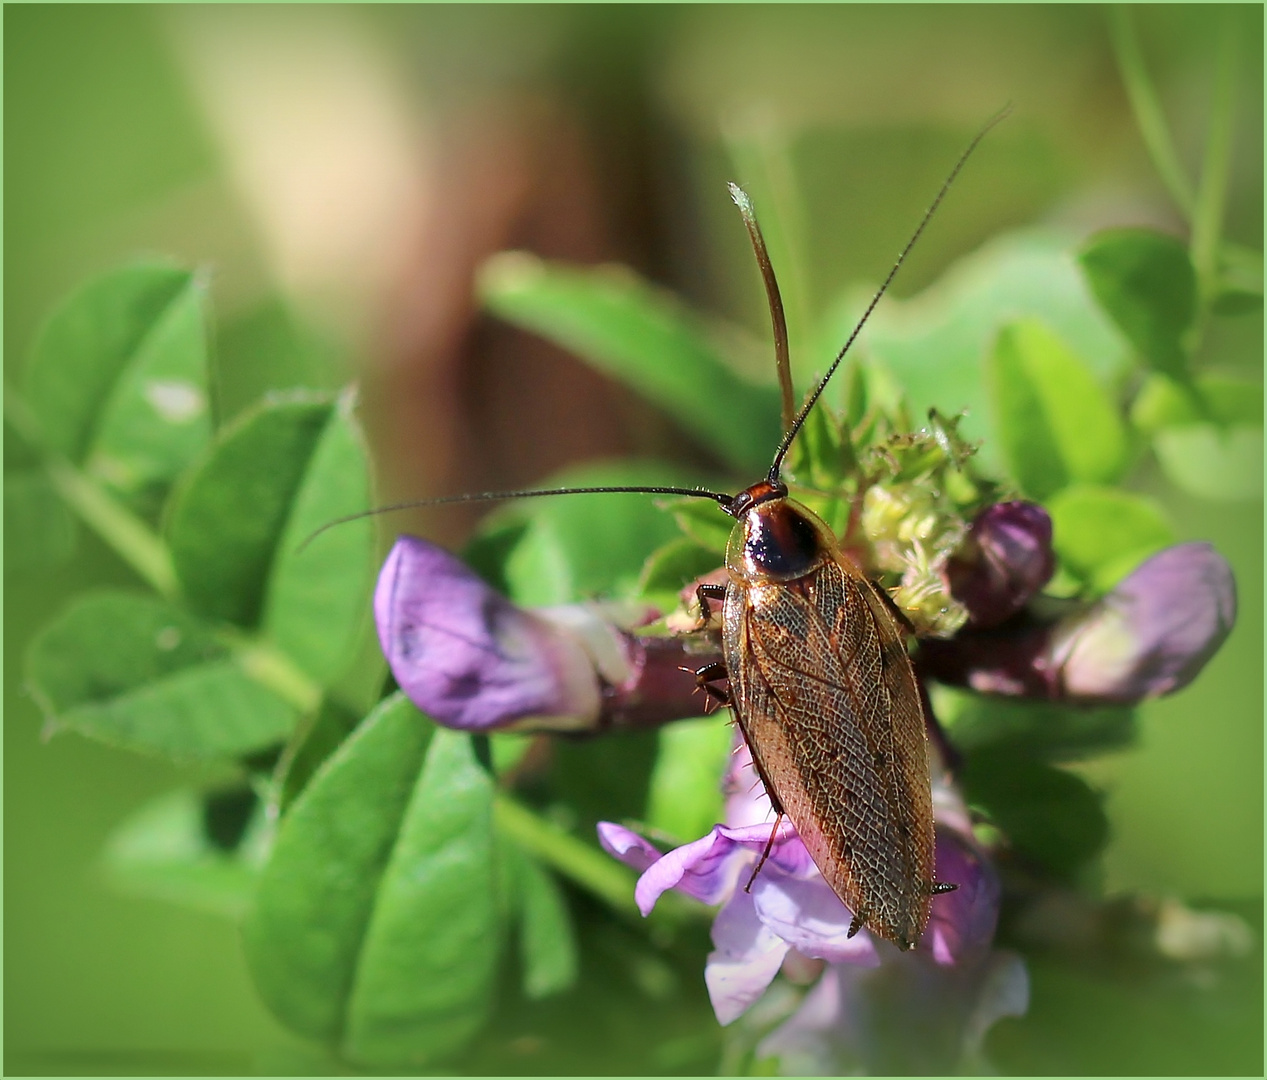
[765,103,1012,485]
[300,105,1009,554]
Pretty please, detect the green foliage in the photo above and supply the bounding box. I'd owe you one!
[1079,228,1196,377]
[1046,485,1175,591]
[12,52,1259,1066]
[23,263,211,490]
[478,251,782,474]
[962,749,1109,881]
[645,714,734,844]
[4,469,77,571]
[988,318,1129,500]
[27,591,298,758]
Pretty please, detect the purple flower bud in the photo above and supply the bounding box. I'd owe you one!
[375,535,720,733]
[945,501,1055,629]
[1051,541,1236,703]
[920,542,1236,705]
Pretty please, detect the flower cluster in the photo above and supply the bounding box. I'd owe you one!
[372,498,1235,1073]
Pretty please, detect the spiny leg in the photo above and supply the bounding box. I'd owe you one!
[744,811,784,893]
[690,660,732,708]
[695,582,727,628]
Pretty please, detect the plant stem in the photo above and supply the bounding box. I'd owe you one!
[1108,5,1195,220]
[1189,13,1239,307]
[493,794,706,926]
[493,794,640,916]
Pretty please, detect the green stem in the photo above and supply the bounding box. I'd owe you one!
[492,794,705,926]
[1108,5,1195,220]
[6,388,179,597]
[229,632,324,715]
[1189,14,1239,308]
[493,794,640,916]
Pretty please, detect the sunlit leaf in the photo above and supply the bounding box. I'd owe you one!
[260,389,375,682]
[1153,424,1263,502]
[1079,228,1196,377]
[1046,484,1174,589]
[24,262,211,492]
[1130,371,1263,434]
[245,694,501,1069]
[499,461,699,605]
[988,319,1130,499]
[479,251,781,474]
[166,391,372,673]
[26,591,298,759]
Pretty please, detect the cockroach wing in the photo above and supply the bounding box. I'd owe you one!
[722,555,935,949]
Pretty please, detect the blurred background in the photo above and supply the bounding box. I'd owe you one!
[5,4,1261,1074]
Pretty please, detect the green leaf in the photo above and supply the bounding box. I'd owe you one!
[1153,424,1263,502]
[665,497,733,557]
[961,749,1108,880]
[853,230,1131,476]
[26,591,298,758]
[637,536,725,599]
[1130,372,1263,433]
[934,686,1137,762]
[259,389,375,682]
[478,252,782,474]
[24,262,211,491]
[271,699,362,818]
[513,852,579,1000]
[1046,485,1174,590]
[500,461,698,605]
[646,714,733,844]
[245,694,501,1069]
[4,468,77,572]
[165,391,331,629]
[1079,228,1196,377]
[988,319,1130,499]
[100,787,267,919]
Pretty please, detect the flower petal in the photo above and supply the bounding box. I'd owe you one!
[751,871,881,966]
[1053,541,1236,703]
[632,826,746,914]
[705,888,791,1025]
[374,536,601,731]
[595,821,662,874]
[925,827,1001,966]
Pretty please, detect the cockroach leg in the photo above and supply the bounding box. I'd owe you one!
[744,811,784,893]
[691,661,732,706]
[695,582,727,628]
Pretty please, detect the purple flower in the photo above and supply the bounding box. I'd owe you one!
[945,501,1056,628]
[919,542,1236,705]
[375,535,721,732]
[599,741,1015,1052]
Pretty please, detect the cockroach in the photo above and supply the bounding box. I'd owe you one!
[319,108,1008,950]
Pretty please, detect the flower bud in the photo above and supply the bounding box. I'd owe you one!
[1050,541,1236,703]
[374,536,719,733]
[944,501,1055,629]
[919,542,1236,705]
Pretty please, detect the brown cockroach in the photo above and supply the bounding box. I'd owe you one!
[325,109,1008,950]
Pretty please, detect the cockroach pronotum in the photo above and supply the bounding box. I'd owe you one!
[321,108,1009,950]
